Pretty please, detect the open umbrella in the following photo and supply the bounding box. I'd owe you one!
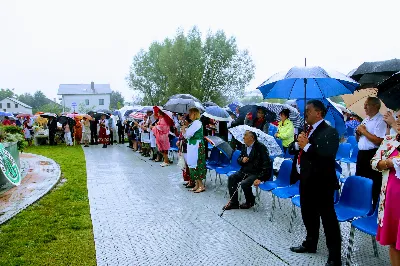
[92,112,111,120]
[341,88,389,118]
[138,106,153,113]
[129,112,146,120]
[377,71,400,110]
[96,109,112,114]
[16,113,31,118]
[228,102,243,114]
[204,136,233,159]
[257,66,359,119]
[350,58,400,88]
[258,102,303,129]
[40,113,57,119]
[229,125,282,156]
[203,101,218,107]
[163,98,205,114]
[168,94,201,103]
[153,106,174,126]
[238,104,277,122]
[202,106,232,122]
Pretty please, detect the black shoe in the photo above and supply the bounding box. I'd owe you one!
[325,260,341,266]
[222,202,239,210]
[239,202,254,209]
[290,245,317,253]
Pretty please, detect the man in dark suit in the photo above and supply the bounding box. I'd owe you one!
[90,119,98,145]
[289,100,342,266]
[47,116,58,145]
[223,130,272,210]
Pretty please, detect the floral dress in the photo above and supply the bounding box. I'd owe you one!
[371,134,400,249]
[98,119,109,144]
[184,120,206,180]
[152,117,170,152]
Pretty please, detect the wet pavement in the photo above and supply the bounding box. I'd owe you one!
[0,153,61,225]
[85,145,390,266]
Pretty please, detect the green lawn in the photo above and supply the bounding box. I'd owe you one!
[0,145,96,266]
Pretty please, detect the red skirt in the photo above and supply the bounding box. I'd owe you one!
[98,127,109,144]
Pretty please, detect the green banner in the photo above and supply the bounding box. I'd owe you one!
[0,143,21,186]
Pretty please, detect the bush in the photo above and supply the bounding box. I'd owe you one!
[0,125,27,152]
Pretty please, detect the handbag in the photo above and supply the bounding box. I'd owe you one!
[106,128,110,135]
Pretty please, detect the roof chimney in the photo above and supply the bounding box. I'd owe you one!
[91,81,95,93]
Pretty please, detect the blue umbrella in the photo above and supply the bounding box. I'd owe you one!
[257,66,359,100]
[203,106,231,121]
[227,102,243,114]
[296,99,346,136]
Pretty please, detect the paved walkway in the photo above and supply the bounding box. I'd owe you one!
[85,145,390,266]
[0,153,61,225]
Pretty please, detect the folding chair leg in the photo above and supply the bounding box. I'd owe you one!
[269,194,276,222]
[278,198,282,209]
[219,174,222,185]
[254,187,261,212]
[345,226,356,266]
[347,163,351,177]
[371,236,379,258]
[289,204,296,233]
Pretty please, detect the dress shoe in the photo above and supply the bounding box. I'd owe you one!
[222,203,239,210]
[325,260,341,266]
[290,245,316,253]
[239,202,254,209]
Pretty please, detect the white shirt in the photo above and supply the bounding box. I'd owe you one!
[246,142,255,156]
[296,119,324,174]
[358,113,386,151]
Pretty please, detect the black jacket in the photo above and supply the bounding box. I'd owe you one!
[289,121,339,190]
[237,141,272,181]
[47,119,57,133]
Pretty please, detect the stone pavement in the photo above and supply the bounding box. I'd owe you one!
[0,153,61,225]
[85,145,390,266]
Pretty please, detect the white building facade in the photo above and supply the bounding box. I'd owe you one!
[58,82,112,112]
[0,97,32,114]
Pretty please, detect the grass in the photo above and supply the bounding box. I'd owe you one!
[0,145,96,266]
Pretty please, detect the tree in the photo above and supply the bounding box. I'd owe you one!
[17,93,35,108]
[127,27,255,106]
[0,88,15,101]
[77,102,96,114]
[110,91,125,110]
[17,91,52,113]
[40,102,64,115]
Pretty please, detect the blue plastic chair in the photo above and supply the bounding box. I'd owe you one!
[274,138,284,155]
[346,136,357,149]
[334,175,373,222]
[346,127,355,137]
[215,150,241,185]
[269,125,278,136]
[168,137,179,161]
[335,143,352,161]
[206,147,222,178]
[283,149,294,159]
[346,200,380,264]
[258,160,291,192]
[340,145,358,177]
[269,180,300,221]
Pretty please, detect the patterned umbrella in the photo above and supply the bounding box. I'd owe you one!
[228,125,282,156]
[168,94,201,103]
[129,112,146,120]
[163,98,205,114]
[257,102,303,129]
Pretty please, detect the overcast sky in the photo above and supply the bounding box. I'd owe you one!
[1,0,399,102]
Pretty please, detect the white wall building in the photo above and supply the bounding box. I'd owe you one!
[57,82,112,112]
[0,97,32,114]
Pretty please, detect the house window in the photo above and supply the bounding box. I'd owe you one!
[99,99,104,105]
[85,99,89,105]
[0,103,2,108]
[15,104,18,108]
[7,103,10,108]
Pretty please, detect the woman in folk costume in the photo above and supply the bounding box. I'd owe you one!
[178,114,195,188]
[182,108,207,193]
[151,106,173,167]
[371,111,400,265]
[74,117,82,144]
[98,114,110,148]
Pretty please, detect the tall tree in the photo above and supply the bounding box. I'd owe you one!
[17,93,35,107]
[127,27,255,106]
[40,102,64,115]
[0,88,15,101]
[110,91,125,110]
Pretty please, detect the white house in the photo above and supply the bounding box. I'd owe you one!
[57,82,112,112]
[0,97,32,114]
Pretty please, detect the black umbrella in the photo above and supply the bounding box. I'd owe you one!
[203,101,218,107]
[40,113,57,119]
[168,94,201,103]
[163,98,205,114]
[97,109,112,114]
[204,136,233,159]
[57,115,74,125]
[350,59,400,88]
[93,112,111,120]
[238,105,276,123]
[377,71,400,110]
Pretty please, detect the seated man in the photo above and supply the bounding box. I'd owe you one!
[223,130,272,210]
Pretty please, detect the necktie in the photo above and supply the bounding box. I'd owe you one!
[297,125,313,164]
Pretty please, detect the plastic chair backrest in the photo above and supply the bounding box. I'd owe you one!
[346,127,355,137]
[170,137,178,149]
[350,145,359,161]
[275,138,284,152]
[269,125,278,136]
[335,161,342,174]
[219,150,230,165]
[276,160,292,185]
[208,147,220,163]
[338,175,373,213]
[230,150,241,168]
[336,143,352,160]
[347,136,357,148]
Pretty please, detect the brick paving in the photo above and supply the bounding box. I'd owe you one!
[0,153,61,225]
[85,145,390,266]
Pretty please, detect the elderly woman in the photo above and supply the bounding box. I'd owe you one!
[371,110,400,265]
[98,114,109,148]
[275,109,294,153]
[182,108,206,193]
[151,107,173,167]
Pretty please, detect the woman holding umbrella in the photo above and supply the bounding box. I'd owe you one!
[98,114,109,148]
[275,109,294,153]
[151,107,173,167]
[182,107,207,193]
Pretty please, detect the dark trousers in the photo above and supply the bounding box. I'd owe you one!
[49,132,55,145]
[90,130,98,145]
[356,149,381,209]
[109,130,114,145]
[118,132,124,144]
[299,180,342,262]
[227,172,257,205]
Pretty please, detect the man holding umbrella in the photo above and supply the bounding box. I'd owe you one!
[47,116,58,145]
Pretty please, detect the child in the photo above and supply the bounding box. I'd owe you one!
[63,122,73,146]
[23,122,32,146]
